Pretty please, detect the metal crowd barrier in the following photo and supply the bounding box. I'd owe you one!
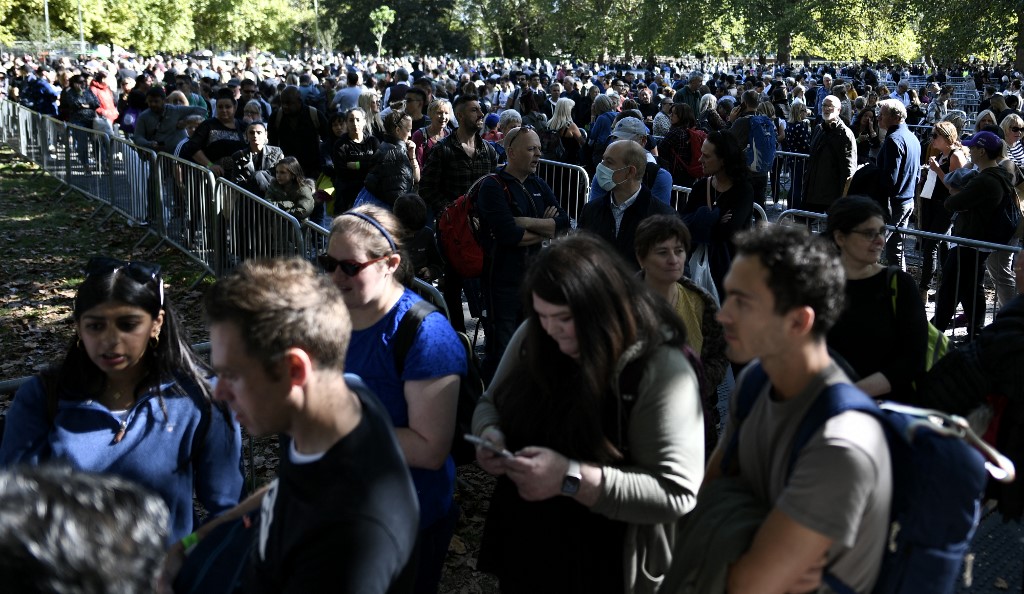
[770,151,810,211]
[64,122,112,208]
[302,219,331,262]
[535,158,590,223]
[216,179,305,265]
[0,100,14,144]
[153,152,219,279]
[39,115,69,187]
[17,104,43,165]
[108,135,158,232]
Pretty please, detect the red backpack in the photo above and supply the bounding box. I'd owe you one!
[671,128,706,182]
[437,174,509,278]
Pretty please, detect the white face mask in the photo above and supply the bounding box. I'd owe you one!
[595,162,627,191]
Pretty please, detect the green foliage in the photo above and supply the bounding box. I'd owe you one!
[369,5,396,56]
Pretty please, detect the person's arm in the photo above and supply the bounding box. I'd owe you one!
[865,270,928,397]
[133,112,155,148]
[477,177,527,246]
[0,377,52,465]
[418,141,446,211]
[285,185,316,219]
[472,322,529,475]
[842,129,857,184]
[505,346,704,523]
[726,508,833,594]
[397,375,459,469]
[192,403,245,517]
[651,167,673,205]
[877,135,900,197]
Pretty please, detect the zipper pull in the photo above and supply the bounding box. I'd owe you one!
[113,420,127,444]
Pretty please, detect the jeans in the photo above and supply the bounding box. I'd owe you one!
[885,198,915,270]
[481,281,520,383]
[986,243,1018,310]
[933,246,990,340]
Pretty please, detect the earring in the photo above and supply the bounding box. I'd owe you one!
[149,336,159,349]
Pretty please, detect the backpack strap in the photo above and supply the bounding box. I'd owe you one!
[307,105,319,129]
[392,300,440,377]
[886,264,899,317]
[719,362,770,473]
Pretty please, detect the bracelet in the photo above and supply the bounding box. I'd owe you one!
[181,532,199,552]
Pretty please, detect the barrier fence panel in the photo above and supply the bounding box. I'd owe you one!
[769,151,809,211]
[154,152,219,276]
[671,185,692,211]
[0,100,17,145]
[216,179,305,267]
[535,159,590,224]
[17,105,42,164]
[107,136,158,231]
[64,122,112,207]
[39,115,69,186]
[302,219,330,262]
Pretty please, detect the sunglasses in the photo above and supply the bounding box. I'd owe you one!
[506,124,536,149]
[1012,127,1024,133]
[318,254,389,276]
[84,257,164,307]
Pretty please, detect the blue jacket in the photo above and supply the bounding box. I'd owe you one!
[877,122,922,201]
[0,376,244,544]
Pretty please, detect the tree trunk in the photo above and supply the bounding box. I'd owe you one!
[777,30,792,65]
[494,31,505,58]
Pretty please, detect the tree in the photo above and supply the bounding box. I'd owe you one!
[369,6,396,56]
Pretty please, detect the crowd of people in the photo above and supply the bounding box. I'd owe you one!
[2,48,1024,593]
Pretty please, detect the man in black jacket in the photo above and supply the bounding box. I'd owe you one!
[578,140,678,270]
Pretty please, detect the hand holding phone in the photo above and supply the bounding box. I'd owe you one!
[464,433,514,459]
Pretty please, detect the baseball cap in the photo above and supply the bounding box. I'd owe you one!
[962,131,1003,152]
[610,117,649,140]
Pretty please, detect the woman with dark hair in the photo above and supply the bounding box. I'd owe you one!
[185,89,247,177]
[265,156,315,220]
[331,107,381,214]
[825,197,928,403]
[321,205,465,594]
[656,103,706,187]
[519,90,549,130]
[934,131,1017,341]
[0,257,243,544]
[853,106,881,165]
[358,110,419,210]
[472,233,704,594]
[634,214,727,451]
[680,131,755,297]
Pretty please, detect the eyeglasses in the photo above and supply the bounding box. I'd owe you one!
[849,227,886,242]
[506,125,535,149]
[318,254,389,276]
[84,257,164,307]
[1012,127,1024,133]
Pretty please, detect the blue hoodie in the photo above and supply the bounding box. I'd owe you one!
[0,376,244,544]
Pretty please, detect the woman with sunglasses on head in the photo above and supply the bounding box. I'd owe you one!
[919,121,969,301]
[0,257,243,545]
[321,205,466,594]
[825,197,929,404]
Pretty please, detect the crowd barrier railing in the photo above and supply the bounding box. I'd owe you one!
[64,122,112,209]
[17,104,43,166]
[39,115,69,188]
[215,179,305,266]
[778,208,1021,334]
[535,159,590,224]
[153,152,219,279]
[108,135,158,234]
[0,99,15,145]
[769,151,810,211]
[302,219,331,262]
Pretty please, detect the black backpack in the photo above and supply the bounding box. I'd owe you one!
[392,300,483,466]
[539,126,566,160]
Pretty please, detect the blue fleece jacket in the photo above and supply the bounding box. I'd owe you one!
[0,376,244,544]
[877,122,922,202]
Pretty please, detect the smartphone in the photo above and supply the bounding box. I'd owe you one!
[463,433,514,459]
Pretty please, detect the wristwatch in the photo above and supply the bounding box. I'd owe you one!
[561,459,582,496]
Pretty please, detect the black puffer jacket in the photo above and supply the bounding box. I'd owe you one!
[363,134,415,207]
[945,165,1014,243]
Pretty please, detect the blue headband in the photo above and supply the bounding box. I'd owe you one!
[342,212,397,252]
